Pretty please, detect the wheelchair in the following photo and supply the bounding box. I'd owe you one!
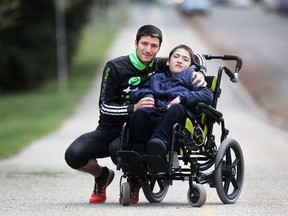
[115,54,244,207]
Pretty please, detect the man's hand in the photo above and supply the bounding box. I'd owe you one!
[192,71,207,87]
[134,97,155,111]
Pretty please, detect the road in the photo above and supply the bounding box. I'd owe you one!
[187,4,288,128]
[1,3,288,216]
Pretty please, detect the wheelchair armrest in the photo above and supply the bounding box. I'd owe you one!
[197,102,223,119]
[185,108,197,124]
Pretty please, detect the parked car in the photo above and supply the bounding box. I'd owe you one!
[177,0,212,15]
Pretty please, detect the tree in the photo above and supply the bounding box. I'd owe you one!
[0,0,91,92]
[0,0,21,30]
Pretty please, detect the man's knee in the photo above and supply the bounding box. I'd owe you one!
[64,140,87,169]
[108,137,121,165]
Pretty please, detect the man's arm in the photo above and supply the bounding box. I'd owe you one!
[99,62,155,115]
[194,54,207,74]
[192,71,206,87]
[130,79,155,111]
[193,54,207,86]
[99,63,133,116]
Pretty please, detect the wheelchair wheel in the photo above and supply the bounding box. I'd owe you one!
[187,184,207,207]
[142,179,169,203]
[120,182,131,206]
[215,138,244,204]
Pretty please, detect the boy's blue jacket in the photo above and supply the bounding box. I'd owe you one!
[131,67,213,109]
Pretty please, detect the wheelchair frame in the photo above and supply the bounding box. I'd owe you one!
[116,54,244,207]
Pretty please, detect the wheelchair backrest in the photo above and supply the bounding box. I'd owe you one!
[205,75,220,108]
[183,75,219,148]
[180,54,242,150]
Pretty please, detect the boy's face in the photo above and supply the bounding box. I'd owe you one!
[135,36,161,65]
[167,48,192,75]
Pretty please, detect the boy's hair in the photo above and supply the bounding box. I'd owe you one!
[136,25,163,46]
[168,44,195,65]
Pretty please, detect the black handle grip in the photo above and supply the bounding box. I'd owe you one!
[203,54,241,83]
[222,55,242,70]
[203,54,242,70]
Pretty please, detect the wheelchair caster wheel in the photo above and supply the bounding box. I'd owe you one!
[120,182,130,206]
[187,184,206,207]
[215,138,244,204]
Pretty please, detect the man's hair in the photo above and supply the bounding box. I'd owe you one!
[136,25,163,46]
[168,44,195,65]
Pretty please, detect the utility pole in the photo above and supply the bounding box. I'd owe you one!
[55,0,68,93]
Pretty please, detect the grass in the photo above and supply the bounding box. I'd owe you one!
[0,8,128,159]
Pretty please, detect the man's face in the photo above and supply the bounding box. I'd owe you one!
[135,36,161,65]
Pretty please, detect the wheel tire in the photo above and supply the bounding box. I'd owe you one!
[187,184,207,207]
[142,179,169,203]
[215,138,244,204]
[121,182,131,206]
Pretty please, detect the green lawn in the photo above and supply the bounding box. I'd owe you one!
[0,11,128,159]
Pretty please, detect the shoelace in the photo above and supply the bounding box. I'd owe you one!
[94,182,105,195]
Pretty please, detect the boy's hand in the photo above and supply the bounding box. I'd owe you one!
[167,97,180,109]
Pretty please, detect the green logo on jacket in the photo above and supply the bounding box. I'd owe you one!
[128,76,141,86]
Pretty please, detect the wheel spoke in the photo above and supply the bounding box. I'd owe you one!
[150,180,156,191]
[222,162,230,172]
[232,158,240,167]
[223,176,231,193]
[225,148,232,165]
[231,176,239,190]
[157,179,165,190]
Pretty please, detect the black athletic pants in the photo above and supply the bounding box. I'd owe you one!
[65,124,122,169]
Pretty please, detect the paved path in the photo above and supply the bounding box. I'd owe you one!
[1,3,288,216]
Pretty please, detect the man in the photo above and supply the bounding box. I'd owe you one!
[65,25,206,205]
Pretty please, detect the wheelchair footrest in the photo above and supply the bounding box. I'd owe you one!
[117,151,146,177]
[143,155,168,173]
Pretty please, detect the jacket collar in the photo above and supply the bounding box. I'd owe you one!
[129,49,154,70]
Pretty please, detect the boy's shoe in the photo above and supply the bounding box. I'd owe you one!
[119,185,141,205]
[89,167,115,203]
[146,138,167,158]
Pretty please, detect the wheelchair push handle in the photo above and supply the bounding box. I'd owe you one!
[203,54,242,83]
